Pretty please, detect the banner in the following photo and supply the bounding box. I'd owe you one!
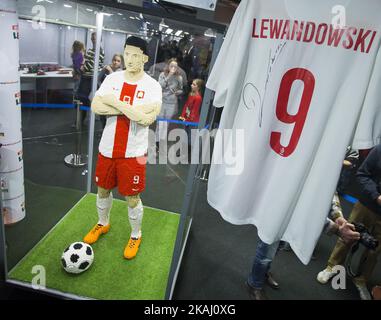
[0,0,26,224]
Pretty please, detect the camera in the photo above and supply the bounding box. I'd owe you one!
[353,222,379,250]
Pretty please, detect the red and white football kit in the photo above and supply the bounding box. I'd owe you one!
[94,71,162,195]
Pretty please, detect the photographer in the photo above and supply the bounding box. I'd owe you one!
[317,144,381,300]
[324,192,361,242]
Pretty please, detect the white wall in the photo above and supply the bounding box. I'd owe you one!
[19,21,160,69]
[103,31,126,66]
[19,19,60,64]
[19,19,87,67]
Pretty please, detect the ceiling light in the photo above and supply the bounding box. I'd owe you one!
[165,28,173,34]
[63,4,72,8]
[175,30,183,36]
[86,8,93,12]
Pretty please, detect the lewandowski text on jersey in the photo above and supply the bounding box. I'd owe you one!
[252,19,377,54]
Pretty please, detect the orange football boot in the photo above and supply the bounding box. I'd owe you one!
[83,224,110,244]
[124,237,142,259]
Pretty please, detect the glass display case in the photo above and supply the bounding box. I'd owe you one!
[0,0,225,300]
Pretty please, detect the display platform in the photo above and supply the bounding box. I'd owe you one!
[8,194,180,300]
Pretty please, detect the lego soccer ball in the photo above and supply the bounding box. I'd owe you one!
[61,242,94,274]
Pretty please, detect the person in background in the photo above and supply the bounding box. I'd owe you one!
[247,192,360,300]
[76,32,105,126]
[337,147,360,194]
[317,143,381,300]
[98,53,124,128]
[156,59,183,155]
[179,78,204,123]
[149,50,188,90]
[71,40,85,96]
[179,78,204,149]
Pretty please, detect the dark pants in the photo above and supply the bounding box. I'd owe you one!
[75,76,93,126]
[248,239,280,289]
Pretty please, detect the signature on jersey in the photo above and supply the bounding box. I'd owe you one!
[242,41,287,128]
[242,82,262,126]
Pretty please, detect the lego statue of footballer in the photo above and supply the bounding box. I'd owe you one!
[83,36,162,259]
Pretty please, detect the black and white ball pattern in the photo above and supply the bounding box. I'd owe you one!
[61,242,94,274]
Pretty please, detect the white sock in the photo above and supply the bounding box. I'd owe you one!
[128,200,143,239]
[97,193,113,226]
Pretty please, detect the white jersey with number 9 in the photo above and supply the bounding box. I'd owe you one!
[206,0,381,264]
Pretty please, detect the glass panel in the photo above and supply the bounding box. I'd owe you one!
[18,0,81,25]
[87,6,221,297]
[90,6,219,214]
[4,0,221,298]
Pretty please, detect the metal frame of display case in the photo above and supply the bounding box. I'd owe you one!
[0,0,225,300]
[165,32,224,299]
[0,192,6,284]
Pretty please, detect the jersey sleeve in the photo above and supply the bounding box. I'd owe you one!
[150,80,163,104]
[206,0,251,108]
[352,47,381,149]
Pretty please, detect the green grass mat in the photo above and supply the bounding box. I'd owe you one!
[8,194,180,300]
[6,180,85,270]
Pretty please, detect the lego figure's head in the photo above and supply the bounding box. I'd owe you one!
[124,36,148,74]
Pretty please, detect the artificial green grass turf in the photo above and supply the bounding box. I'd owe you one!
[8,193,180,300]
[6,180,85,270]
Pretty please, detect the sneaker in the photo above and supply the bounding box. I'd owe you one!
[353,278,371,300]
[246,281,269,300]
[83,224,110,244]
[317,266,336,284]
[124,237,142,260]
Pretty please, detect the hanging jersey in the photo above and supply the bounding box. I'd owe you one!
[206,0,381,264]
[95,71,162,158]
